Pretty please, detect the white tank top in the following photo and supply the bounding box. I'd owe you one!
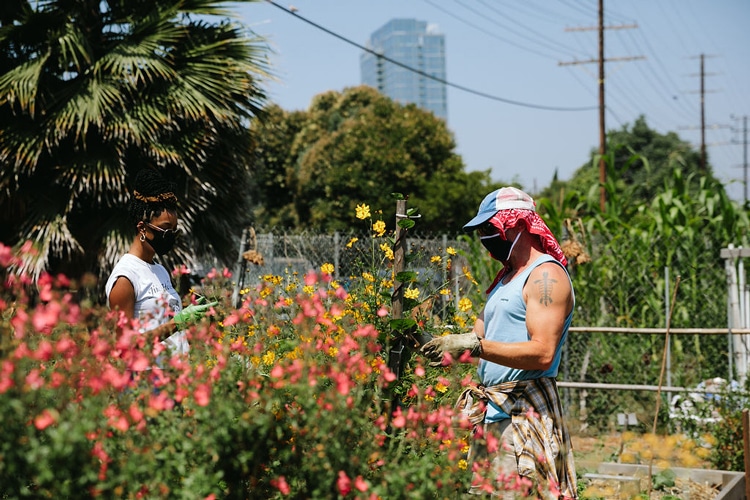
[105,254,189,360]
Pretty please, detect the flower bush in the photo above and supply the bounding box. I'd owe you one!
[0,207,519,498]
[0,201,575,498]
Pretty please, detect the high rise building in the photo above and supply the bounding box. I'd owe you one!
[360,19,447,121]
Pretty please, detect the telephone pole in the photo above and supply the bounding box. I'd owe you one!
[559,0,644,211]
[685,54,718,174]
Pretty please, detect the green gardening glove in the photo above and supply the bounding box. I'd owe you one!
[173,299,218,330]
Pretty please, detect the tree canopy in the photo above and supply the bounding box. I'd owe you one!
[0,0,269,284]
[250,86,502,232]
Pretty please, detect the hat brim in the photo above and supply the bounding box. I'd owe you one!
[462,211,496,232]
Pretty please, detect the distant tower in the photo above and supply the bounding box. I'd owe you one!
[360,19,447,121]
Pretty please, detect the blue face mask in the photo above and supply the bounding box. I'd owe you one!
[480,231,521,261]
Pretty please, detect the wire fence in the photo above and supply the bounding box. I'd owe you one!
[227,228,748,437]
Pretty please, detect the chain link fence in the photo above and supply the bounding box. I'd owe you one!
[228,227,745,438]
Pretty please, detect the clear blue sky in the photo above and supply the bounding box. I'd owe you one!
[231,0,750,200]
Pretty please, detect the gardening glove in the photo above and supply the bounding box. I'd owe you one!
[173,299,218,330]
[421,332,483,367]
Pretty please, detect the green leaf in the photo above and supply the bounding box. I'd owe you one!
[397,219,415,229]
[390,318,417,333]
[391,192,405,199]
[406,207,420,216]
[394,271,417,283]
[652,469,676,490]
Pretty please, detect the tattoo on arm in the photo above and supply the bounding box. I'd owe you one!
[534,271,557,306]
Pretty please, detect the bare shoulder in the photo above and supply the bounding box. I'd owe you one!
[524,261,572,307]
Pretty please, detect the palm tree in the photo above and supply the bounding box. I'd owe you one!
[0,0,269,289]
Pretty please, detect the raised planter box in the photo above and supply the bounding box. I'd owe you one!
[583,463,745,499]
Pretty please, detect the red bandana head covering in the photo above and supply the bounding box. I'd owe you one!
[484,209,567,294]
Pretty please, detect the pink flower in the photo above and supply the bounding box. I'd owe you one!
[414,366,425,377]
[391,408,406,428]
[222,268,232,278]
[336,471,352,496]
[354,475,368,492]
[129,353,150,372]
[377,307,389,317]
[148,392,175,412]
[206,268,218,279]
[25,369,44,390]
[194,383,211,406]
[441,352,454,366]
[128,404,144,425]
[34,409,57,430]
[0,243,13,267]
[222,313,239,326]
[270,365,284,379]
[304,272,317,286]
[270,476,291,495]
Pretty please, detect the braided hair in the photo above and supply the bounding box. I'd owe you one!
[128,169,178,228]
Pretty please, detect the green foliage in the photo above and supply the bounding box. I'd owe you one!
[0,0,269,283]
[708,392,750,471]
[250,87,503,232]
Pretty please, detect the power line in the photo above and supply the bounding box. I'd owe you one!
[423,0,559,60]
[263,0,597,112]
[460,0,588,58]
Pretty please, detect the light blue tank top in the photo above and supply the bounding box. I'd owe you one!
[478,254,574,422]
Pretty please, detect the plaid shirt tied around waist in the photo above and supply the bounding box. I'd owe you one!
[455,377,578,499]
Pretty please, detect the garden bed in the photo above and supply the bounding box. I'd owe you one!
[581,463,745,500]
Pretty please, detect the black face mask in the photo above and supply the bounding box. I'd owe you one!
[145,231,176,256]
[480,234,513,261]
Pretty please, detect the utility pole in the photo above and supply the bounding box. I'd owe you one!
[734,115,749,204]
[684,54,718,174]
[745,115,748,204]
[700,54,706,172]
[559,0,644,211]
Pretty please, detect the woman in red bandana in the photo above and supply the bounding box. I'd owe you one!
[421,187,577,499]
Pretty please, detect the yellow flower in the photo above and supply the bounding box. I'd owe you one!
[262,351,276,365]
[380,278,393,288]
[303,285,315,295]
[328,346,339,357]
[446,247,457,256]
[321,262,334,274]
[362,272,375,282]
[430,255,442,264]
[263,274,283,285]
[458,297,473,313]
[439,288,450,296]
[435,382,448,393]
[372,220,386,236]
[356,204,371,220]
[346,237,359,248]
[285,283,297,292]
[458,459,468,470]
[380,242,394,260]
[404,287,420,300]
[462,266,479,286]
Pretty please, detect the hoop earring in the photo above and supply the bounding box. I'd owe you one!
[140,233,146,242]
